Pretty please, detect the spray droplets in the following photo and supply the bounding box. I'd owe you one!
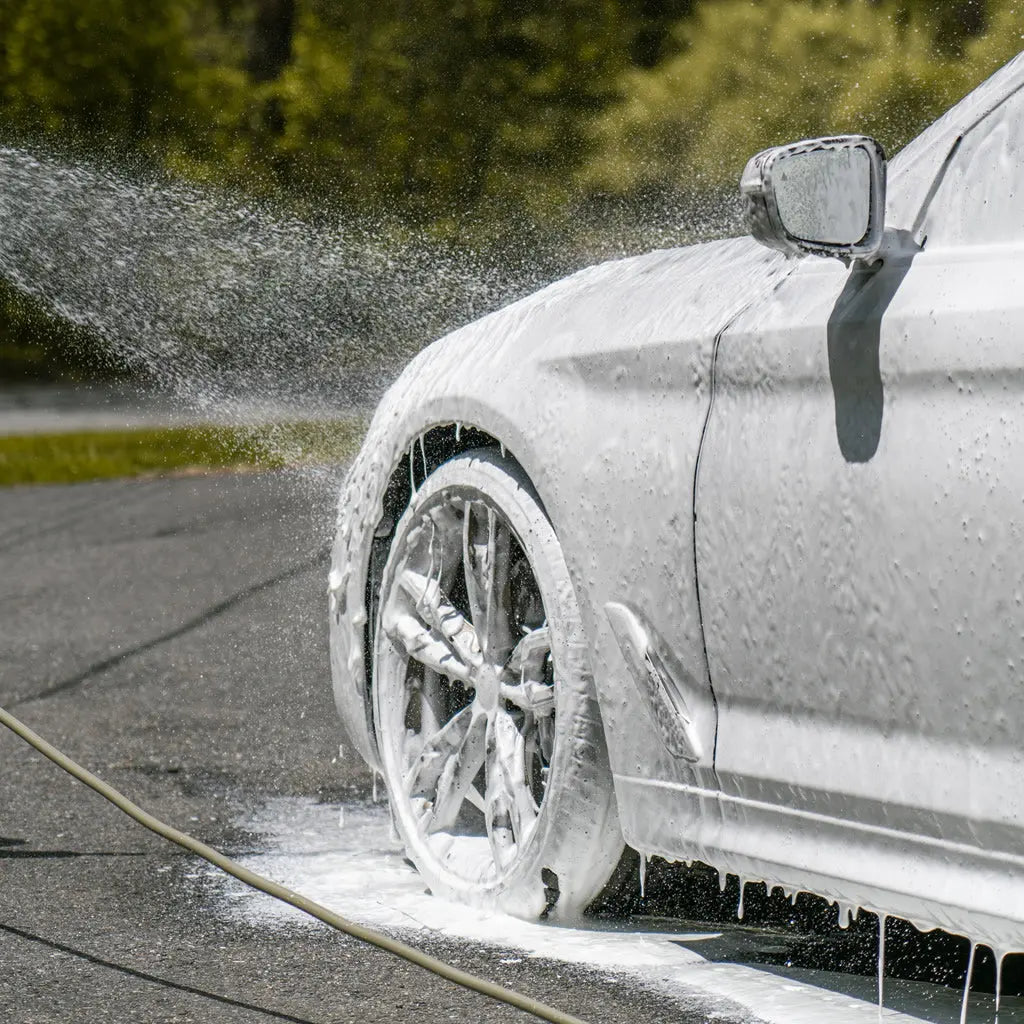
[0,146,562,419]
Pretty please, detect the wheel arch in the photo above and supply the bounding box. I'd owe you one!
[338,405,613,789]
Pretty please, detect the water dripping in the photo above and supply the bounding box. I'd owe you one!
[996,950,1006,1022]
[959,942,976,1024]
[639,853,647,899]
[736,879,746,921]
[877,913,887,1020]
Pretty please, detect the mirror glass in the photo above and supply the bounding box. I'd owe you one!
[773,146,871,245]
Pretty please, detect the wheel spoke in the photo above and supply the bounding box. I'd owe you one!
[382,565,484,681]
[465,784,486,813]
[404,705,474,800]
[500,680,555,716]
[484,790,516,867]
[537,714,555,762]
[508,625,551,674]
[409,504,463,590]
[463,502,513,664]
[428,709,488,832]
[462,504,487,633]
[382,603,474,682]
[400,567,483,669]
[419,669,445,744]
[500,626,554,715]
[484,709,539,864]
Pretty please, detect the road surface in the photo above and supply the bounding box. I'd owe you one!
[0,469,729,1024]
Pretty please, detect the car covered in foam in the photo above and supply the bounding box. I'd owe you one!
[329,53,1024,958]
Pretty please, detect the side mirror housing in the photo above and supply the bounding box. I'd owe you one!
[740,135,886,262]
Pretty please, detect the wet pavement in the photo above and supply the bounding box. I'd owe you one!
[1,470,1020,1023]
[0,470,728,1024]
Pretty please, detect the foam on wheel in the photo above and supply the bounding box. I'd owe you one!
[373,448,623,919]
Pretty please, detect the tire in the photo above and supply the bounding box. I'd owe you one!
[372,448,623,919]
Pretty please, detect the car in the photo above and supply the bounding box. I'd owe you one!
[328,51,1024,956]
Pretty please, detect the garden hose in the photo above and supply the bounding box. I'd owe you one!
[0,705,588,1024]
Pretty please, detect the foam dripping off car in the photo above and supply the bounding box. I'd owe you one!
[216,796,1024,1024]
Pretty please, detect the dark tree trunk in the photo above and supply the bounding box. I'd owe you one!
[246,0,296,83]
[629,0,692,68]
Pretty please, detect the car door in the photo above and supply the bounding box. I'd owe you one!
[694,83,1024,860]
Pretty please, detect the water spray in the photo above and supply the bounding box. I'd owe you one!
[0,147,561,410]
[0,704,589,1024]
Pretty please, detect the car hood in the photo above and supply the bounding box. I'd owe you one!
[387,234,787,422]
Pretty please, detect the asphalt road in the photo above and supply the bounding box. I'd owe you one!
[0,469,726,1024]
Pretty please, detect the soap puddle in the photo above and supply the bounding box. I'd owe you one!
[202,797,1024,1024]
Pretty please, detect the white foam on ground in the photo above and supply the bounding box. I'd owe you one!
[207,797,1024,1024]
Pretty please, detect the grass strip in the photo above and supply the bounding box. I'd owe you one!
[0,419,366,486]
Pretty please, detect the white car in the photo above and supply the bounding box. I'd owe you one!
[329,52,1024,958]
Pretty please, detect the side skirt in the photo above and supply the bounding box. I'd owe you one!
[615,772,1024,954]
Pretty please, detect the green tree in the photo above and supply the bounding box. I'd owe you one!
[3,0,1021,239]
[1,0,202,151]
[962,0,1024,75]
[268,1,641,224]
[579,0,1007,199]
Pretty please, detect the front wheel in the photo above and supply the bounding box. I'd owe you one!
[372,448,623,919]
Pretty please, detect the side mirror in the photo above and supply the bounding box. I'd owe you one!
[740,136,886,262]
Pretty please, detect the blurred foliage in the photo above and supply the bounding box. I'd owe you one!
[2,1,207,153]
[584,0,1021,195]
[1,0,1023,376]
[0,0,691,221]
[1,0,1019,226]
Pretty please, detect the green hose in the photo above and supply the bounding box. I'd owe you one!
[0,705,588,1024]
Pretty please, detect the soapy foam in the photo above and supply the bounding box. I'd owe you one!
[204,797,1024,1024]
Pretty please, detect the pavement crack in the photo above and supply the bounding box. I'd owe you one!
[0,849,147,859]
[0,923,320,1023]
[12,546,329,707]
